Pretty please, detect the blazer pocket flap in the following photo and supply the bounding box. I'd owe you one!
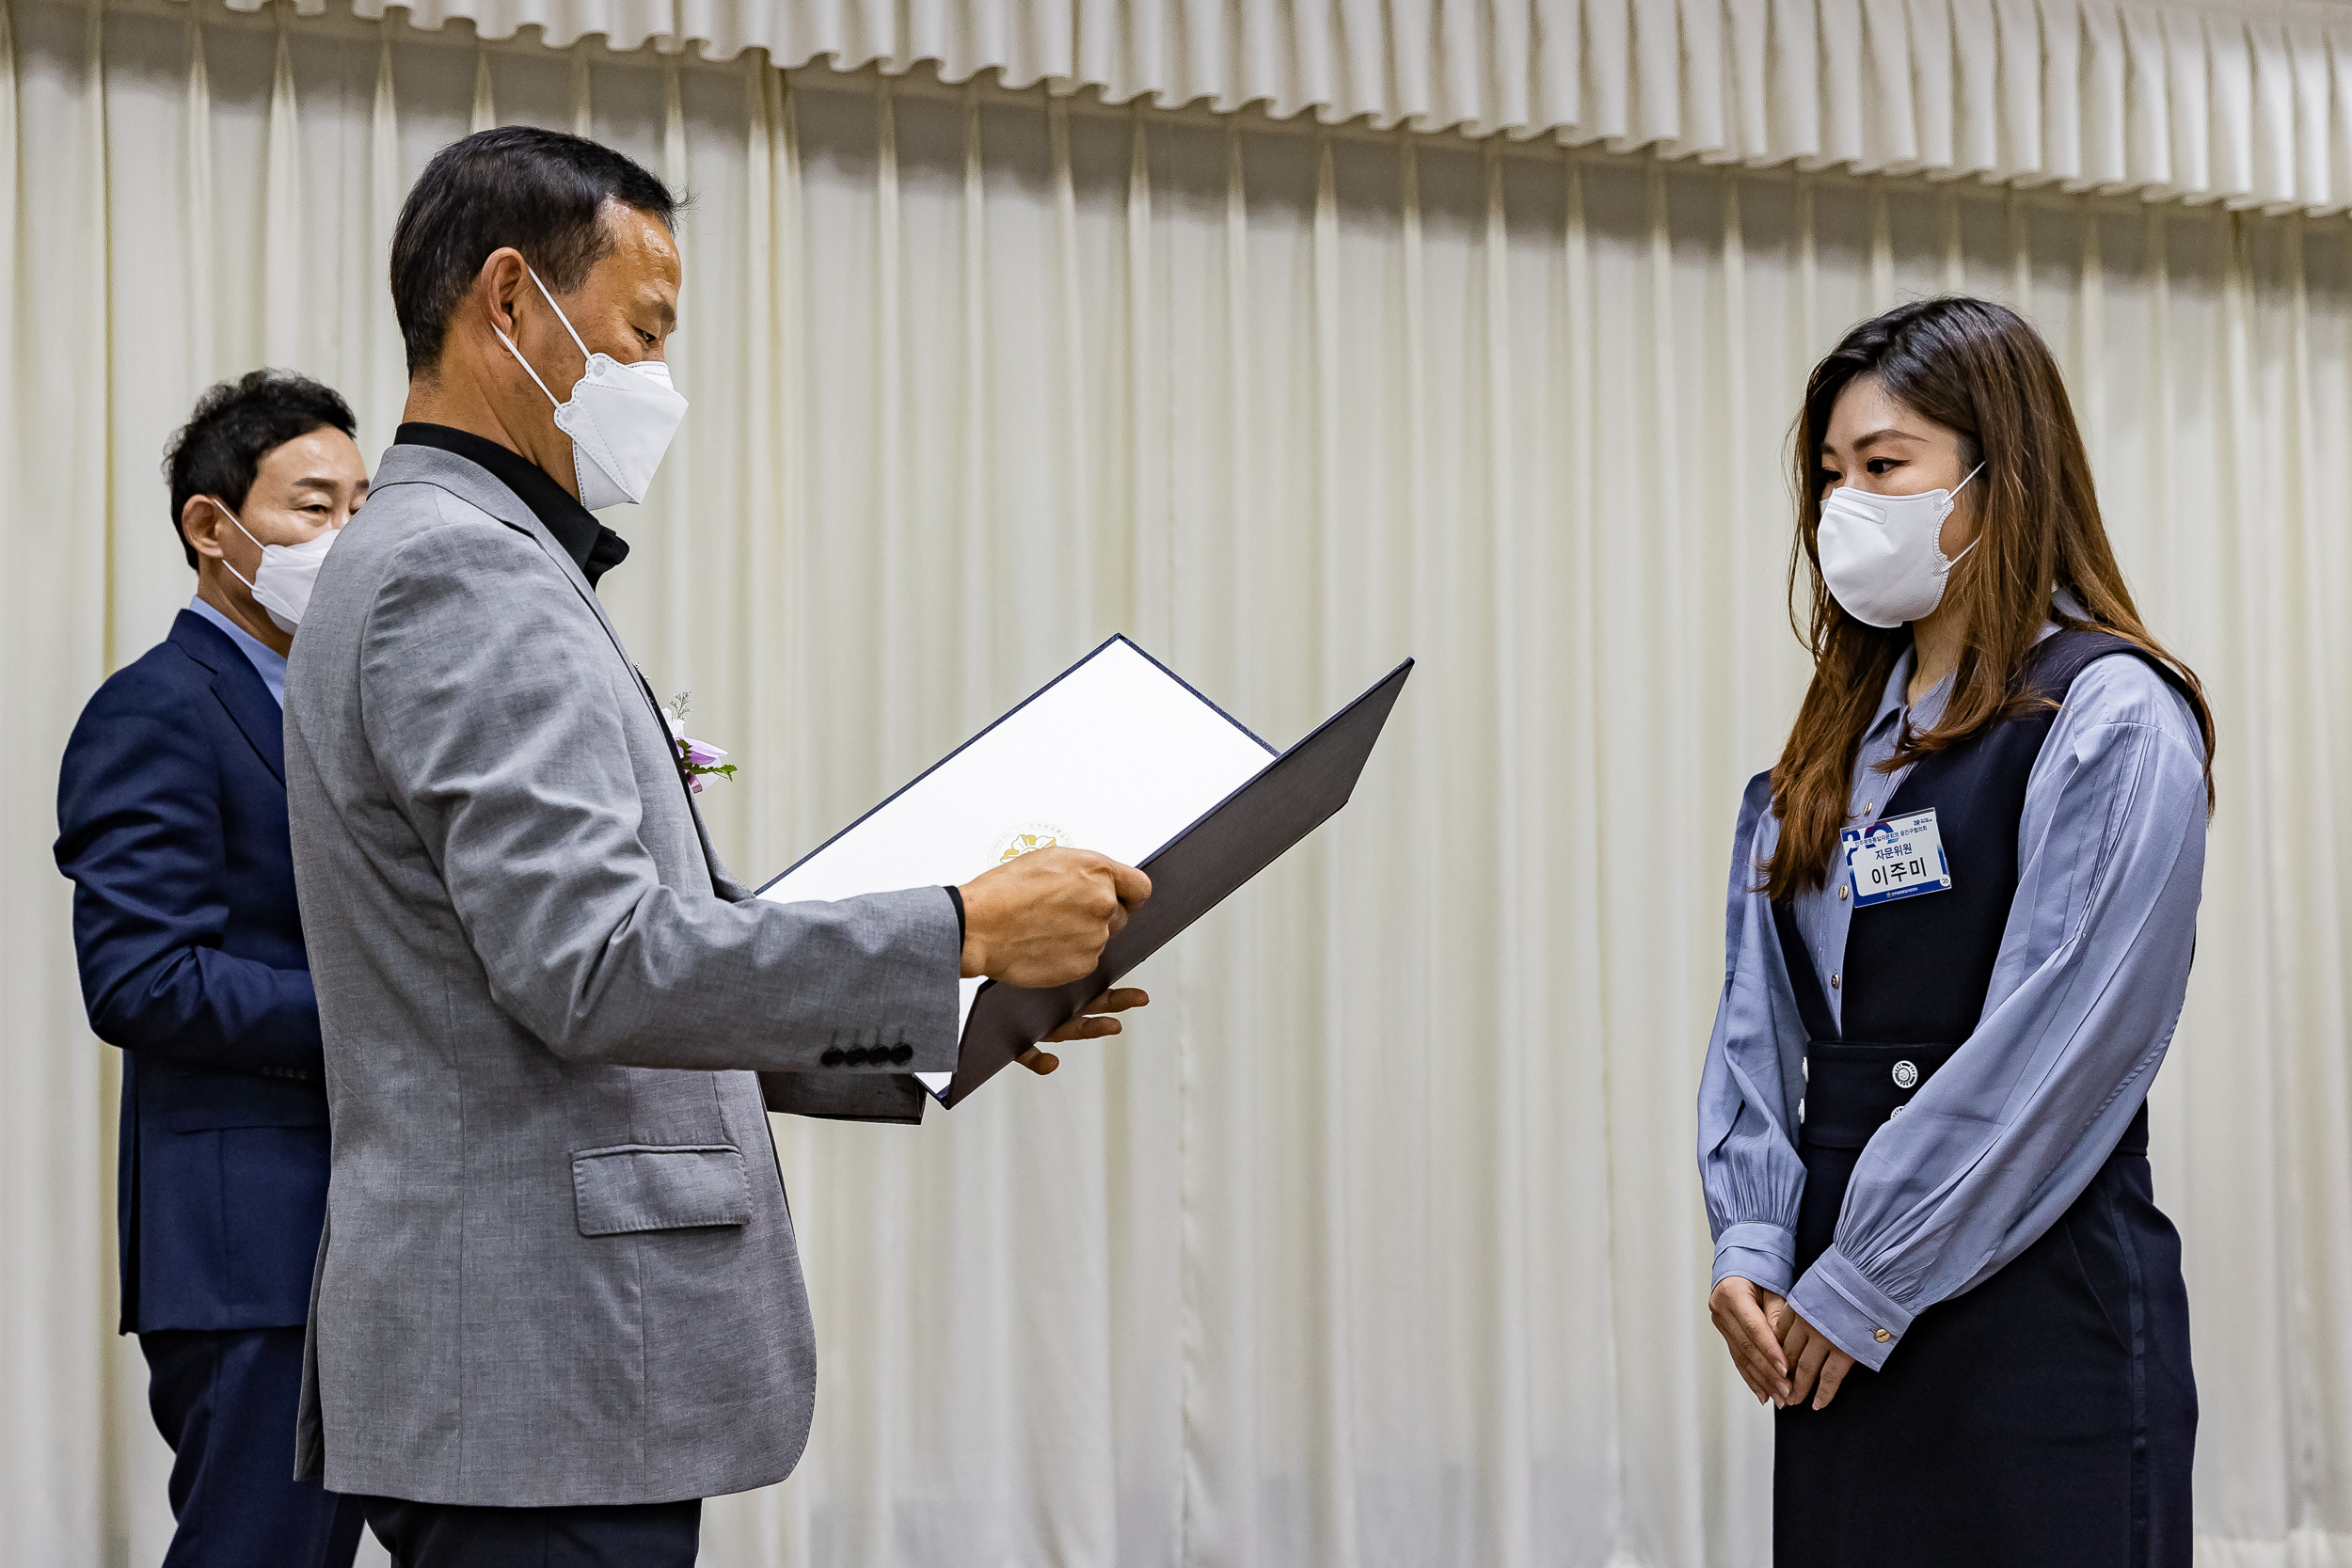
[570,1144,751,1237]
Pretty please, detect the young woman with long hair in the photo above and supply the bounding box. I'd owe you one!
[1694,297,2213,1566]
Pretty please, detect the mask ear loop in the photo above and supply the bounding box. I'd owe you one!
[525,266,596,362]
[1940,464,1988,569]
[492,266,603,502]
[207,498,269,595]
[495,320,563,408]
[494,267,598,405]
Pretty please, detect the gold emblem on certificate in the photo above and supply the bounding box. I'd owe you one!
[989,822,1069,867]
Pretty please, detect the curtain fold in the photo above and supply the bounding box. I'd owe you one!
[137,0,2352,216]
[7,3,2352,1565]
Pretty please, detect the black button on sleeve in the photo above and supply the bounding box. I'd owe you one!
[890,1044,914,1065]
[820,1048,846,1068]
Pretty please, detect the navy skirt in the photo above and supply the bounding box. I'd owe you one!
[1774,1112,2197,1568]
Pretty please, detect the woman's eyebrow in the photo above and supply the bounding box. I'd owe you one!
[1848,427,1926,453]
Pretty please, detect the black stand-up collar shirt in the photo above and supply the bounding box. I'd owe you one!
[394,422,632,588]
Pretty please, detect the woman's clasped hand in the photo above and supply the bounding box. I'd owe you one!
[1708,1276,1856,1411]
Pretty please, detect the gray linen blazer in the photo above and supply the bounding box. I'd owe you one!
[282,443,960,1506]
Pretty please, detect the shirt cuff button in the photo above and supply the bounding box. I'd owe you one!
[1873,1328,1891,1342]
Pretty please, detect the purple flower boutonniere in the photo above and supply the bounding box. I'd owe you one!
[661,692,737,795]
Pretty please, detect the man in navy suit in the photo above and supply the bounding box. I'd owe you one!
[56,370,371,1567]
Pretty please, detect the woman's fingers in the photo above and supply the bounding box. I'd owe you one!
[1718,1307,1777,1402]
[1786,1323,1832,1408]
[1788,1316,1825,1401]
[1712,1297,1769,1410]
[1734,1304,1790,1402]
[1812,1349,1856,1410]
[1751,1305,1860,1412]
[1715,1318,1774,1402]
[1708,1280,1791,1404]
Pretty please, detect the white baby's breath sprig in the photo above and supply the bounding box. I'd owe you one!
[660,690,735,793]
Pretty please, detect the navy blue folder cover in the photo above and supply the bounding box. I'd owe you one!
[937,656,1413,1107]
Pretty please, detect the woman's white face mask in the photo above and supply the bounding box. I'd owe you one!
[1816,465,1984,628]
[496,266,688,511]
[213,499,338,634]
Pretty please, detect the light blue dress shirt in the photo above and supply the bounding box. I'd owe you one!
[187,594,288,709]
[1696,626,2208,1369]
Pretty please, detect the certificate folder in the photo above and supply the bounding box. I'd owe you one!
[753,637,1412,1111]
[946,655,1411,1106]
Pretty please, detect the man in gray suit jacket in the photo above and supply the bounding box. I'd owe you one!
[282,128,1150,1567]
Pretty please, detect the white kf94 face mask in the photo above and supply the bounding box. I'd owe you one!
[497,266,689,511]
[1815,464,1985,629]
[213,499,338,634]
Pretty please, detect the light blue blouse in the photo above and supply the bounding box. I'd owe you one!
[1695,630,2208,1370]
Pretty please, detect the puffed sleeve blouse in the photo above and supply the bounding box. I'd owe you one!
[1694,631,2208,1369]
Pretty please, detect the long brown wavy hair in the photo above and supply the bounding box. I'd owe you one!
[1762,297,2215,900]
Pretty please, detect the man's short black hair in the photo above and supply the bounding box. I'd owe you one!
[390,127,680,378]
[163,370,358,570]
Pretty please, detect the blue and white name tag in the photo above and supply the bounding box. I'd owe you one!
[1842,807,1953,907]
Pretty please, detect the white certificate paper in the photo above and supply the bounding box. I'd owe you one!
[757,638,1279,1095]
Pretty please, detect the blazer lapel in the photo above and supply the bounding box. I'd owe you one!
[369,450,659,713]
[629,663,753,903]
[170,611,286,784]
[368,447,729,886]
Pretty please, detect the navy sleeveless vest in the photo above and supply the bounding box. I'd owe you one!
[1772,628,2187,1192]
[1766,626,2201,1568]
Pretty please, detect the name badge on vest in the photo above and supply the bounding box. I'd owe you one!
[1842,807,1953,907]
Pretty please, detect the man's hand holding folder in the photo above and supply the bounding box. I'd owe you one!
[959,847,1154,1074]
[755,635,1409,1110]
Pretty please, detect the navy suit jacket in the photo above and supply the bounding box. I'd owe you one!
[56,610,330,1333]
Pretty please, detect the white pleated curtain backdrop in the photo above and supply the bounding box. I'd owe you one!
[138,0,2352,216]
[5,2,2352,1565]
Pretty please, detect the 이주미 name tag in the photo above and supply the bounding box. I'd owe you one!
[1843,807,1953,907]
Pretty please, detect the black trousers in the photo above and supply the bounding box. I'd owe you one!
[359,1495,702,1567]
[1775,1149,2196,1567]
[140,1327,365,1568]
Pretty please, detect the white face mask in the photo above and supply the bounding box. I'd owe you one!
[1815,465,1985,629]
[497,266,688,512]
[213,499,338,634]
